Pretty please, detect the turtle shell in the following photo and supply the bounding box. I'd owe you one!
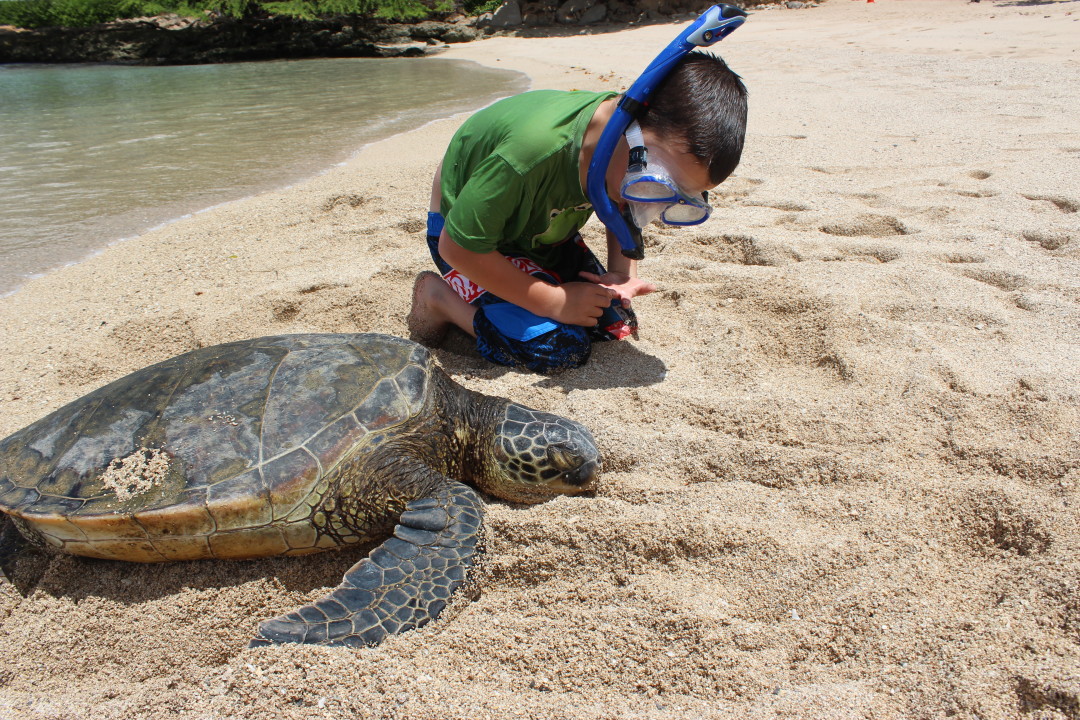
[0,333,433,562]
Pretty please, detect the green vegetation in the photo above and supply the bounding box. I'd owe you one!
[0,0,466,28]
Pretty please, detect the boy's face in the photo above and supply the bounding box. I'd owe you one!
[614,128,717,228]
[641,130,716,197]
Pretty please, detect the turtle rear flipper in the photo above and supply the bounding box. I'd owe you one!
[249,480,484,648]
[0,514,28,581]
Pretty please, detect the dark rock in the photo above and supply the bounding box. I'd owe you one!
[406,21,453,39]
[0,16,473,64]
[491,1,523,28]
[579,2,607,24]
[556,0,594,24]
[373,42,428,57]
[439,25,480,43]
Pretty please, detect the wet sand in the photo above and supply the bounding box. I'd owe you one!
[1,1,1078,718]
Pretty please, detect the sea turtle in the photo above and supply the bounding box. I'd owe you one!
[0,333,600,647]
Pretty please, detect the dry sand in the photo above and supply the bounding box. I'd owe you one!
[1,1,1078,717]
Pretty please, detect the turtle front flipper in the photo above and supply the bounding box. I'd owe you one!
[249,480,484,648]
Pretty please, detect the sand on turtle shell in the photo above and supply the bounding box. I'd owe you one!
[1,1,1078,718]
[99,447,171,501]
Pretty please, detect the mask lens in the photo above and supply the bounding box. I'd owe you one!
[660,196,711,225]
[622,176,678,202]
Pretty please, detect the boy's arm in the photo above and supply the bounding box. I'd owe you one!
[438,231,616,327]
[577,228,657,308]
[604,227,636,277]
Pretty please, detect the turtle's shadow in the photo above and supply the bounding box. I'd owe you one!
[431,330,668,390]
[11,540,377,607]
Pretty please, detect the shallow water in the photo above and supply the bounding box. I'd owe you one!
[0,58,526,295]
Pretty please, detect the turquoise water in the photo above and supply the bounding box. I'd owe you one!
[0,58,527,295]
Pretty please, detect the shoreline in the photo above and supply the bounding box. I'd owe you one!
[1,2,1078,718]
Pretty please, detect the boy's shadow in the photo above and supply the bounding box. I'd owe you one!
[432,331,667,390]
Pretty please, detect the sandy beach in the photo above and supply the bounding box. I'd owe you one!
[1,0,1078,717]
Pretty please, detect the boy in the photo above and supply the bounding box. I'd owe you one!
[407,51,747,374]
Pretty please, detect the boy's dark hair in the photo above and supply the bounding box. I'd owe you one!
[639,51,748,185]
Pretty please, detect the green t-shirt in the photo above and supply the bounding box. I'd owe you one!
[440,89,615,267]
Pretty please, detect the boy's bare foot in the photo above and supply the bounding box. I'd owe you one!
[407,271,479,347]
[407,271,452,347]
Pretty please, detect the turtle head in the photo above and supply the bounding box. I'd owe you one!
[475,403,601,504]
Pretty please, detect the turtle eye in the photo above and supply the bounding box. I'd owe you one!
[547,446,582,472]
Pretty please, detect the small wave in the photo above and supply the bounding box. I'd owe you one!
[116,134,179,145]
[25,141,71,149]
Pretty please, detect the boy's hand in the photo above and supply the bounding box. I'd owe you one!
[578,271,657,308]
[546,281,618,327]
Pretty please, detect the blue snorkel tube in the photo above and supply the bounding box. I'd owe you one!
[586,4,747,260]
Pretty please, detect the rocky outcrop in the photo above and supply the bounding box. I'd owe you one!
[0,14,481,64]
[0,0,787,64]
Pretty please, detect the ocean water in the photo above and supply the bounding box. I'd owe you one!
[0,58,527,295]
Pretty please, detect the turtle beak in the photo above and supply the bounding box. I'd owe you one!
[564,458,600,488]
[548,446,601,492]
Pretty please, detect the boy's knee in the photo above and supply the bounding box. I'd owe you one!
[474,313,591,374]
[522,326,592,373]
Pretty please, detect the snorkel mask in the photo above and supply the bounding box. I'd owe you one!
[622,120,712,228]
[585,4,747,260]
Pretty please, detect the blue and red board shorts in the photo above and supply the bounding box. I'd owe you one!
[426,212,636,374]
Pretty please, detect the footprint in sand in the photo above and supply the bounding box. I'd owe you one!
[962,268,1028,292]
[321,194,370,212]
[1022,193,1078,214]
[953,189,998,198]
[952,488,1052,557]
[109,313,200,357]
[1016,677,1080,719]
[941,252,986,264]
[711,177,764,206]
[396,218,426,234]
[843,245,902,263]
[943,171,996,198]
[299,282,343,295]
[845,192,890,209]
[745,200,811,212]
[689,234,801,266]
[271,298,301,322]
[1022,230,1072,252]
[268,283,345,322]
[819,214,910,238]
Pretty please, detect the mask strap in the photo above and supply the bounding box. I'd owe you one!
[624,122,647,172]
